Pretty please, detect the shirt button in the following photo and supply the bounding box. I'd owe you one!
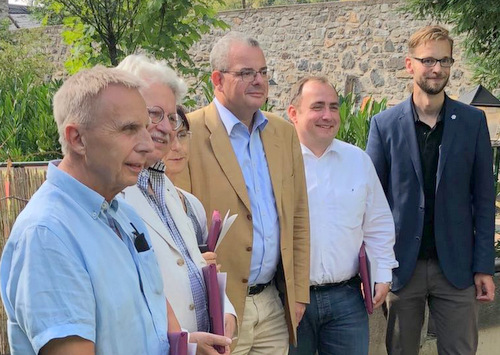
[246,246,252,252]
[177,259,185,266]
[247,214,252,221]
[416,236,421,241]
[189,304,195,311]
[242,278,248,284]
[92,212,97,219]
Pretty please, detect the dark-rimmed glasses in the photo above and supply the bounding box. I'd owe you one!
[147,106,182,130]
[220,68,273,83]
[412,57,455,68]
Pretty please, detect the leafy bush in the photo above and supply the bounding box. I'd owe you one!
[337,93,387,149]
[0,74,63,162]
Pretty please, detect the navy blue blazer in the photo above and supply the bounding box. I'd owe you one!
[366,95,495,291]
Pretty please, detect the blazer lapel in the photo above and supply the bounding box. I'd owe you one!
[436,97,458,189]
[398,97,424,188]
[261,119,283,215]
[205,103,252,212]
[122,185,179,252]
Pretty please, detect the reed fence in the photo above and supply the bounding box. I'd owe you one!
[0,166,47,354]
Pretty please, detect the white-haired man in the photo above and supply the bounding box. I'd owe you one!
[177,32,310,354]
[118,54,236,354]
[0,66,172,354]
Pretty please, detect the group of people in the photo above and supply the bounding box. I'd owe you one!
[0,24,496,355]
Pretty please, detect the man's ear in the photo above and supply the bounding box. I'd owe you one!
[287,105,298,124]
[405,56,414,75]
[211,71,224,92]
[65,123,86,156]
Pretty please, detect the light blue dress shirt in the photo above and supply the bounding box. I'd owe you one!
[0,161,169,355]
[214,98,280,285]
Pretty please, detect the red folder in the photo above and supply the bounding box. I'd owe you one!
[359,243,374,315]
[168,331,188,355]
[207,210,222,252]
[202,264,225,354]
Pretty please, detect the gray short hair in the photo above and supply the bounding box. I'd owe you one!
[117,54,187,104]
[53,65,143,155]
[210,31,261,71]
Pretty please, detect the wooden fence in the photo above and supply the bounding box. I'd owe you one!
[0,167,47,354]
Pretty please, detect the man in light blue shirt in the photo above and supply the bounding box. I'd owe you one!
[178,32,310,354]
[0,66,170,354]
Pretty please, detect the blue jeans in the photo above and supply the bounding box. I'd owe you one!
[290,278,369,355]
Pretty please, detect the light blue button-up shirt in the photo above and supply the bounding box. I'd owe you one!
[0,161,169,355]
[214,98,280,285]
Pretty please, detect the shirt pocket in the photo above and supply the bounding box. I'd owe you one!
[137,249,164,295]
[332,184,367,229]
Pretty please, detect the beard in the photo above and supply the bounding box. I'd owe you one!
[416,74,449,95]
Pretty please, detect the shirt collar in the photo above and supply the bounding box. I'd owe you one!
[300,139,340,159]
[213,97,268,135]
[411,94,446,123]
[47,160,120,220]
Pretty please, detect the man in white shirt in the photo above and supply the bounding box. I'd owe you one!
[287,76,398,355]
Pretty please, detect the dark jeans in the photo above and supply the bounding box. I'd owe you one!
[290,278,369,355]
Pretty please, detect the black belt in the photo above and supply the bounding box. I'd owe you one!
[248,281,272,295]
[310,275,360,291]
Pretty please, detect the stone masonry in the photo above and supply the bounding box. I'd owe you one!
[187,0,479,117]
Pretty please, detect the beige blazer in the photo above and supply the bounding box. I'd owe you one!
[121,177,236,333]
[177,103,310,345]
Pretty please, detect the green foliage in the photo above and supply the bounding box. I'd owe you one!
[496,239,500,258]
[34,0,229,76]
[336,94,387,149]
[0,20,54,85]
[0,75,63,162]
[402,0,500,90]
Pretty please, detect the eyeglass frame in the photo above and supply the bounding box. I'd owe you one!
[411,57,455,68]
[220,68,273,83]
[173,129,192,143]
[147,106,183,130]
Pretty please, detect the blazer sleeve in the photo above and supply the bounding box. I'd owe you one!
[366,115,389,191]
[291,128,311,304]
[471,112,496,275]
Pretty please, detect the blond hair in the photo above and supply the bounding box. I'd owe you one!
[53,65,143,155]
[408,25,454,55]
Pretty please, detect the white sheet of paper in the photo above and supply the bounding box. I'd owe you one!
[215,210,237,251]
[217,272,227,317]
[187,343,197,355]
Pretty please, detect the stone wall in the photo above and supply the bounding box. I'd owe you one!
[188,0,476,117]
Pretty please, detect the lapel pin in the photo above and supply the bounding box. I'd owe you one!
[451,114,457,120]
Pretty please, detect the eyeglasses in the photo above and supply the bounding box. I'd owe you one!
[147,106,182,130]
[174,129,192,143]
[220,68,273,83]
[412,57,455,68]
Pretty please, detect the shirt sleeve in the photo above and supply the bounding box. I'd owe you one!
[362,157,399,283]
[5,225,96,354]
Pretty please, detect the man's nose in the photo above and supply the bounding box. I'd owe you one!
[138,128,154,153]
[156,117,174,134]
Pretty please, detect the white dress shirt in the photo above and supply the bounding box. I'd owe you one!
[302,139,398,285]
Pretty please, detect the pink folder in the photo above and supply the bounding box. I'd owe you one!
[168,331,188,355]
[359,243,374,315]
[202,264,225,354]
[207,210,222,252]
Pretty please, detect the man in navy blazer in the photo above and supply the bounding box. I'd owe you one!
[366,25,496,355]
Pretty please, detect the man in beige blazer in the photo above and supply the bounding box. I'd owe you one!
[177,32,310,354]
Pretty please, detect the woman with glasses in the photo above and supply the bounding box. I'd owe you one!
[164,107,210,249]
